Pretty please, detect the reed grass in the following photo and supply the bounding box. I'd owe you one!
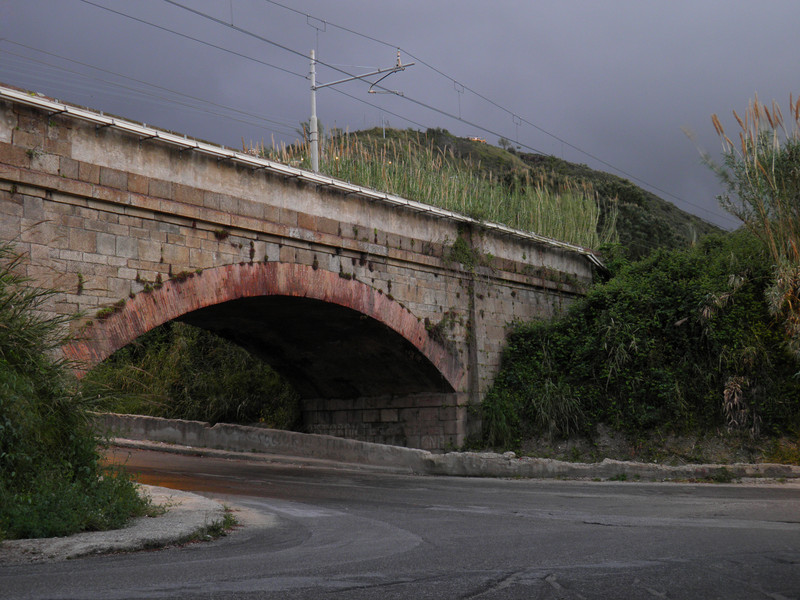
[710,95,800,357]
[256,132,616,249]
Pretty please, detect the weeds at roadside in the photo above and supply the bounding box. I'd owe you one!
[192,508,239,542]
[0,242,149,541]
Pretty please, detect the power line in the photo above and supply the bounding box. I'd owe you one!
[0,46,298,137]
[158,2,550,149]
[76,0,731,225]
[77,0,418,134]
[331,87,430,131]
[259,0,734,225]
[77,1,432,134]
[78,0,306,81]
[72,1,429,136]
[160,0,362,81]
[0,41,299,134]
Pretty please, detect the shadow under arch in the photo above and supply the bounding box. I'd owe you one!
[64,262,464,398]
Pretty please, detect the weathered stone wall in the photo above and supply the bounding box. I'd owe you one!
[0,93,595,450]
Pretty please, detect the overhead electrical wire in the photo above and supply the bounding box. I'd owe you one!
[0,47,299,137]
[159,1,551,154]
[0,0,424,149]
[75,1,433,133]
[330,87,430,132]
[78,0,305,82]
[259,0,735,226]
[0,41,299,135]
[65,0,731,225]
[70,0,432,136]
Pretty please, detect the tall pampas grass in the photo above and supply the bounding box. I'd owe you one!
[709,95,800,358]
[256,132,616,250]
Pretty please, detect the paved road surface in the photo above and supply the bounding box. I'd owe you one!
[1,447,799,599]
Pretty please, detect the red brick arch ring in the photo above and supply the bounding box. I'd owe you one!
[63,262,464,390]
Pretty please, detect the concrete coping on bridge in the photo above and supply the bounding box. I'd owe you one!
[97,413,800,482]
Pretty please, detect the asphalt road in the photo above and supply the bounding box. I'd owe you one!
[2,448,799,599]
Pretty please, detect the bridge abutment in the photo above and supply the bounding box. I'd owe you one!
[304,392,470,450]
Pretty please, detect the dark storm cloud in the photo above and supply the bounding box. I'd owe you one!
[1,0,797,228]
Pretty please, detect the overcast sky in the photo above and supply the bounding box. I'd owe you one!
[2,1,797,229]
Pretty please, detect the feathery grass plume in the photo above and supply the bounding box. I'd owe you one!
[708,96,800,359]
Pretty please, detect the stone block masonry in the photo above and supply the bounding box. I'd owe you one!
[0,88,597,450]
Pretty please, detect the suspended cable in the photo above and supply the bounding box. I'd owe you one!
[156,2,549,154]
[259,0,733,225]
[0,41,298,134]
[78,0,306,81]
[76,0,731,225]
[0,48,298,136]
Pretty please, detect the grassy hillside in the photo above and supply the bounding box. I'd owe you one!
[518,152,720,257]
[365,127,720,257]
[301,127,718,257]
[270,127,615,250]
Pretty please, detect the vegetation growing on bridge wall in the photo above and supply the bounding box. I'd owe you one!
[482,232,800,449]
[0,243,149,540]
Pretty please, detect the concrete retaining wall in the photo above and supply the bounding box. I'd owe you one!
[97,413,432,472]
[99,413,800,481]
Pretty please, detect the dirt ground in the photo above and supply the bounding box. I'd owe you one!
[520,424,800,465]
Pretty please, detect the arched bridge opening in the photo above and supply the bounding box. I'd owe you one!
[179,295,455,399]
[65,263,467,449]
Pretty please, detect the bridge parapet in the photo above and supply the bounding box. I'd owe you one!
[0,87,596,449]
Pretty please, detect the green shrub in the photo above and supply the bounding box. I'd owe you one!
[0,453,145,539]
[0,243,149,540]
[483,231,800,448]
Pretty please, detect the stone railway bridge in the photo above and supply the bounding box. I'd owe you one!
[0,86,598,450]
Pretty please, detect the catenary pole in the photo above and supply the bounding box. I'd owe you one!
[309,50,413,173]
[309,50,319,173]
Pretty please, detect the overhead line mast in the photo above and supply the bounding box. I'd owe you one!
[309,50,413,172]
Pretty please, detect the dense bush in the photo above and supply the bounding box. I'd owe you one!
[82,322,302,428]
[0,244,148,540]
[483,232,800,448]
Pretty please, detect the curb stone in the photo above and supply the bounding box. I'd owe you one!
[421,452,800,481]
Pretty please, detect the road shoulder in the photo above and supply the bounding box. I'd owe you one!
[0,485,225,564]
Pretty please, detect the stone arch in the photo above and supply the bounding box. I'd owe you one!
[64,262,464,393]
